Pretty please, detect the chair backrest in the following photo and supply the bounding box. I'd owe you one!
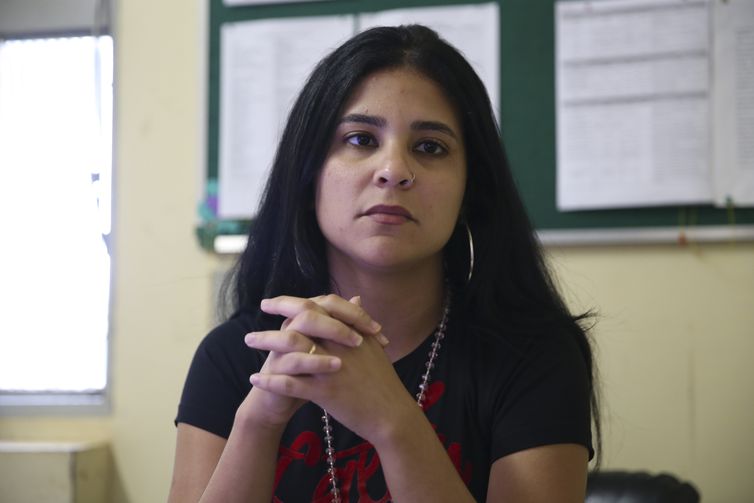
[586,470,700,503]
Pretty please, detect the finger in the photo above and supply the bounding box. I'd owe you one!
[286,309,364,347]
[261,295,378,347]
[309,293,382,335]
[252,349,341,376]
[249,373,314,400]
[348,296,389,347]
[271,351,342,374]
[260,296,328,320]
[246,330,313,353]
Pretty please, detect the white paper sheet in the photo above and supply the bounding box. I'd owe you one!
[218,16,353,218]
[713,0,754,207]
[358,3,500,118]
[556,0,713,210]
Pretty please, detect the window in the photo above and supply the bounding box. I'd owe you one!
[0,35,113,409]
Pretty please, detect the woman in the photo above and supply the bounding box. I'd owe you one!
[170,25,598,502]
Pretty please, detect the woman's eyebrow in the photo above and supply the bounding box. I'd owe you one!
[411,120,458,139]
[339,113,386,128]
[338,114,458,139]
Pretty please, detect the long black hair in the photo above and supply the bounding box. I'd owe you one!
[225,24,600,459]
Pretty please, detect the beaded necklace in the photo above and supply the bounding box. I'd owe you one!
[320,292,451,502]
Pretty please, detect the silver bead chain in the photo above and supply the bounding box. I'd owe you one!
[320,291,451,503]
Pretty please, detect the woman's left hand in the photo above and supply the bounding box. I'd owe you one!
[247,294,420,445]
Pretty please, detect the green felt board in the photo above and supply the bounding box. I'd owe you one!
[201,0,753,248]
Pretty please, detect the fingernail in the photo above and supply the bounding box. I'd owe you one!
[377,333,390,346]
[370,320,382,334]
[329,357,342,370]
[244,332,256,345]
[260,299,269,309]
[351,331,364,346]
[353,295,362,306]
[249,373,260,385]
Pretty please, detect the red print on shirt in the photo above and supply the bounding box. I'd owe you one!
[273,380,473,502]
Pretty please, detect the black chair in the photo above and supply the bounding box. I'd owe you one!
[586,470,701,503]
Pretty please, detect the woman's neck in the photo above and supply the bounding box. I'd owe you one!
[327,257,446,362]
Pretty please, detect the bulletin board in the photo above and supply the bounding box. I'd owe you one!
[198,0,754,252]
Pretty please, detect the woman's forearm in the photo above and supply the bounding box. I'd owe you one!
[372,397,476,503]
[199,411,284,503]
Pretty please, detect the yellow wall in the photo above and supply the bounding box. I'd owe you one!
[107,0,222,501]
[550,244,754,502]
[1,0,753,501]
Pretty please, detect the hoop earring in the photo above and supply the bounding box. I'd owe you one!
[465,222,474,284]
[293,232,311,278]
[294,245,305,273]
[400,171,416,187]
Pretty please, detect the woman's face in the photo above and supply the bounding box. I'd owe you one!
[315,67,467,275]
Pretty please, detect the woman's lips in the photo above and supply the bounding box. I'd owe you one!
[363,204,415,225]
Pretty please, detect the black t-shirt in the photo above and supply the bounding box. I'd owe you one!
[176,311,593,502]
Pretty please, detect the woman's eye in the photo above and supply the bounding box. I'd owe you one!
[415,140,447,155]
[345,133,377,147]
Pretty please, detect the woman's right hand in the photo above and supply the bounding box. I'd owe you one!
[236,295,385,430]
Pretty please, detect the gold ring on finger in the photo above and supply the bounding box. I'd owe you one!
[308,344,317,355]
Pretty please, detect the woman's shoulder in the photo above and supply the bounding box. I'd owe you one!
[184,311,267,394]
[196,311,259,359]
[445,315,593,459]
[450,314,588,381]
[206,311,256,339]
[177,311,262,438]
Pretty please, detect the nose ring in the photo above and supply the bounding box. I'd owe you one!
[400,171,416,187]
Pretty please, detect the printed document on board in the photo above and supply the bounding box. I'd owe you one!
[218,16,353,219]
[556,0,713,210]
[712,0,754,207]
[217,4,501,219]
[359,3,500,118]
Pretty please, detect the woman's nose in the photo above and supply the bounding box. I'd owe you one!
[373,149,415,189]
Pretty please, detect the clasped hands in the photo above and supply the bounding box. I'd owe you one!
[242,294,411,441]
